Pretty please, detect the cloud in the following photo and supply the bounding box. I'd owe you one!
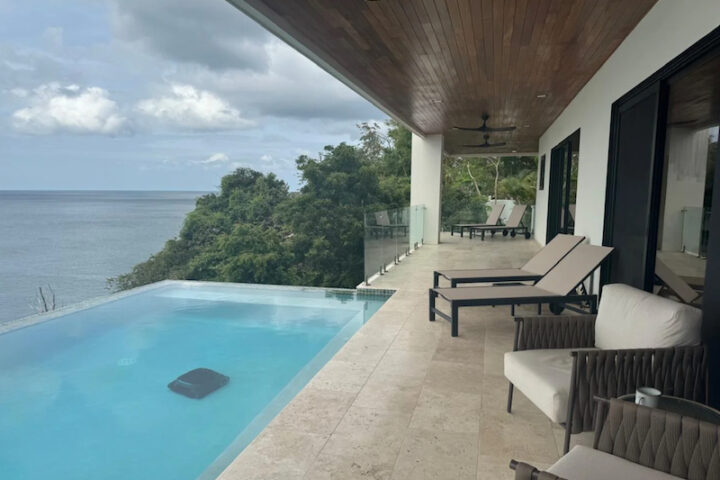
[182,41,380,121]
[11,83,128,135]
[136,84,255,130]
[42,27,64,49]
[110,0,271,72]
[201,152,230,165]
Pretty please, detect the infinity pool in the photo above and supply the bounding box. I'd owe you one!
[0,281,390,479]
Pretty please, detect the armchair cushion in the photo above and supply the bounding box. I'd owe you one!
[594,284,702,350]
[504,348,594,423]
[547,445,681,480]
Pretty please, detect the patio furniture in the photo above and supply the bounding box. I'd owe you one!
[433,233,584,287]
[505,283,706,454]
[469,204,530,239]
[429,244,613,337]
[654,257,702,305]
[617,393,720,424]
[510,397,720,480]
[451,202,504,237]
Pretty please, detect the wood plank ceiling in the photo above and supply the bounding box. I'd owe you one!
[230,0,658,155]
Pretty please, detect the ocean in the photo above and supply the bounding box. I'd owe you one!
[0,191,203,324]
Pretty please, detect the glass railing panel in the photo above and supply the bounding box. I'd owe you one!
[363,212,385,284]
[364,204,424,285]
[409,205,425,249]
[682,206,703,256]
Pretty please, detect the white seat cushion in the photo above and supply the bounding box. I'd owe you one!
[548,445,681,480]
[594,284,702,350]
[504,348,591,423]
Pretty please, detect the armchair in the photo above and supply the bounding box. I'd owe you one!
[510,398,720,480]
[504,284,706,453]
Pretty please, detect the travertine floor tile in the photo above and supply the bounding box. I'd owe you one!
[392,429,479,480]
[218,427,327,480]
[424,360,484,395]
[226,235,561,480]
[353,373,424,413]
[269,387,356,435]
[409,386,482,433]
[308,359,377,393]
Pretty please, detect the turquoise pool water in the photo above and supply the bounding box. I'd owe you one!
[0,282,389,480]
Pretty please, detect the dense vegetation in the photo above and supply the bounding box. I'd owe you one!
[110,121,536,290]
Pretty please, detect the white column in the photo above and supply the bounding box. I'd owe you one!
[410,133,443,244]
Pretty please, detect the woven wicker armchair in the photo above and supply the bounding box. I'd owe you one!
[510,398,720,480]
[504,284,706,453]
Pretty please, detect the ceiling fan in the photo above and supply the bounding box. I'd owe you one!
[454,113,516,132]
[462,134,506,148]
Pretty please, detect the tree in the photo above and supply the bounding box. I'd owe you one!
[110,121,536,291]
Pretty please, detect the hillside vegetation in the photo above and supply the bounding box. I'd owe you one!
[110,121,536,290]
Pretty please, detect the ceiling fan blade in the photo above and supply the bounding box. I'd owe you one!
[484,126,516,132]
[487,142,507,147]
[461,144,490,148]
[453,126,484,131]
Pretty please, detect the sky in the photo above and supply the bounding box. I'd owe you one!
[0,0,385,191]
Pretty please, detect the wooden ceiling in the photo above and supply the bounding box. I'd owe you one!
[668,49,720,130]
[229,0,658,154]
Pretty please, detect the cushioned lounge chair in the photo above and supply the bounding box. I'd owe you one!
[510,397,719,480]
[451,202,504,237]
[655,257,702,304]
[429,244,613,337]
[469,204,530,239]
[433,233,585,287]
[505,284,705,454]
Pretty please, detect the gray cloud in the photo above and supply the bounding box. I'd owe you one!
[110,0,271,72]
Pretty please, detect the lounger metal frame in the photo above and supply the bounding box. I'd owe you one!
[450,204,505,237]
[433,270,541,288]
[450,224,479,237]
[429,277,598,337]
[469,220,531,240]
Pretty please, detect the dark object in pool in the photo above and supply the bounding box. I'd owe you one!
[168,368,229,399]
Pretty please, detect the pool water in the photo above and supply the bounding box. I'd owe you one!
[0,282,389,480]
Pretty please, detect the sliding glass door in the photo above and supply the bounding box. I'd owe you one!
[546,130,579,242]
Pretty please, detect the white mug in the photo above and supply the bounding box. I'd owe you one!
[635,387,661,408]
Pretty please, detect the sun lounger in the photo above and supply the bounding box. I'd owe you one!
[429,244,614,336]
[469,204,529,239]
[654,257,701,304]
[451,203,504,237]
[433,234,585,287]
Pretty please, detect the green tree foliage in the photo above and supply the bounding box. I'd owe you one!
[110,121,537,291]
[110,120,411,291]
[441,155,537,229]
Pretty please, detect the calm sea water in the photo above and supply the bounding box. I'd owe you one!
[0,191,203,323]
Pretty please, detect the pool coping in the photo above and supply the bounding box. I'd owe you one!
[0,280,396,335]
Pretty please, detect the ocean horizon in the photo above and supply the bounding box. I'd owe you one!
[0,190,206,324]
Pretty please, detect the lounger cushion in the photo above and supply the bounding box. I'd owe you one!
[547,446,681,480]
[594,284,702,350]
[437,268,540,282]
[504,348,594,423]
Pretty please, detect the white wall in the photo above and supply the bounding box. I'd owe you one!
[659,128,709,252]
[535,0,720,247]
[410,133,443,244]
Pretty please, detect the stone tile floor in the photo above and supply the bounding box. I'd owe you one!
[219,233,591,480]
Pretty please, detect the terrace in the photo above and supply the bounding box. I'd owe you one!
[219,234,578,479]
[3,1,719,479]
[214,1,720,478]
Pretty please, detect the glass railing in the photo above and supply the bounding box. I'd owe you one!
[682,206,711,257]
[363,205,425,285]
